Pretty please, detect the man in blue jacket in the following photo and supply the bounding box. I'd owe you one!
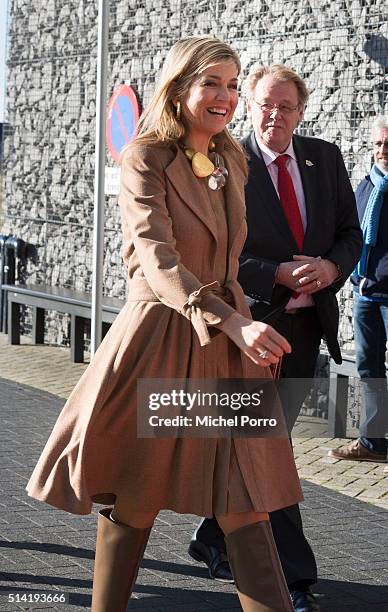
[331,117,388,463]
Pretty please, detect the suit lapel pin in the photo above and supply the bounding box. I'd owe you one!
[305,159,314,166]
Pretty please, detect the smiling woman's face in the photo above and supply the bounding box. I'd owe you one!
[181,61,239,147]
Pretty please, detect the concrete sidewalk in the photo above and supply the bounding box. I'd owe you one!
[0,334,388,610]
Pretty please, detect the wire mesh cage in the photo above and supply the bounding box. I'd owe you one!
[1,0,388,352]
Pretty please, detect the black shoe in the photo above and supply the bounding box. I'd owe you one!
[188,540,234,583]
[291,588,320,612]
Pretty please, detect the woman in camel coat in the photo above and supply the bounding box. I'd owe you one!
[27,37,302,612]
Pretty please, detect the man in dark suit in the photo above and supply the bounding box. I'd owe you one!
[189,64,362,612]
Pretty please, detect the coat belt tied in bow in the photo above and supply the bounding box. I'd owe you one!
[181,281,228,346]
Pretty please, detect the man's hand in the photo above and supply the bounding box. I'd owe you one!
[275,256,339,293]
[275,261,310,290]
[291,255,339,293]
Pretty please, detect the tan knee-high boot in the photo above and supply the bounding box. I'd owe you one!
[91,508,151,612]
[225,521,293,612]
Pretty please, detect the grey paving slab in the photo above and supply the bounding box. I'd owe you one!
[0,377,388,610]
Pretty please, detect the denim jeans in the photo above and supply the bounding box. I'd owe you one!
[354,293,388,453]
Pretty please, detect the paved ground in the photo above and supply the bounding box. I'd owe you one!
[0,334,388,610]
[1,334,386,511]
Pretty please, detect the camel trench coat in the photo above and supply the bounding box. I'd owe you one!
[26,140,303,516]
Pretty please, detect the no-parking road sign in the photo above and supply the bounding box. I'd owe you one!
[106,84,141,163]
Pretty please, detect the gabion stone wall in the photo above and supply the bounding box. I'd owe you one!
[2,0,388,348]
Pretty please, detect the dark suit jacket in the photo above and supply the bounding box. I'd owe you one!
[238,132,363,364]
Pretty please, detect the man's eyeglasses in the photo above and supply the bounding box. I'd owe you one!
[372,140,388,149]
[253,101,300,115]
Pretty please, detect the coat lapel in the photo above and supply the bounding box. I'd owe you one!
[223,144,247,253]
[245,133,299,250]
[293,135,319,252]
[165,147,218,241]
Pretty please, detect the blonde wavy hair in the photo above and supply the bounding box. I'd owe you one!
[130,36,244,161]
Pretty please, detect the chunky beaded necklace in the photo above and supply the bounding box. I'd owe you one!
[181,145,228,190]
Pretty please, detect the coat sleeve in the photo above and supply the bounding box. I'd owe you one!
[118,144,235,346]
[323,144,363,291]
[238,253,278,304]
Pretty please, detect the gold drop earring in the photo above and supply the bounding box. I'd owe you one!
[176,101,181,121]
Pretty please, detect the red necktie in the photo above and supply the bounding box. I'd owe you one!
[274,155,304,251]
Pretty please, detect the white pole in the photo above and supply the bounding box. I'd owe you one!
[91,0,109,356]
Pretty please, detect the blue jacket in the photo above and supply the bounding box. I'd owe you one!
[351,175,388,298]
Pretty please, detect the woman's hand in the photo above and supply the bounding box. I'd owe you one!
[218,312,291,366]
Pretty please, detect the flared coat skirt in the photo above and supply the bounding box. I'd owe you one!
[26,282,303,517]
